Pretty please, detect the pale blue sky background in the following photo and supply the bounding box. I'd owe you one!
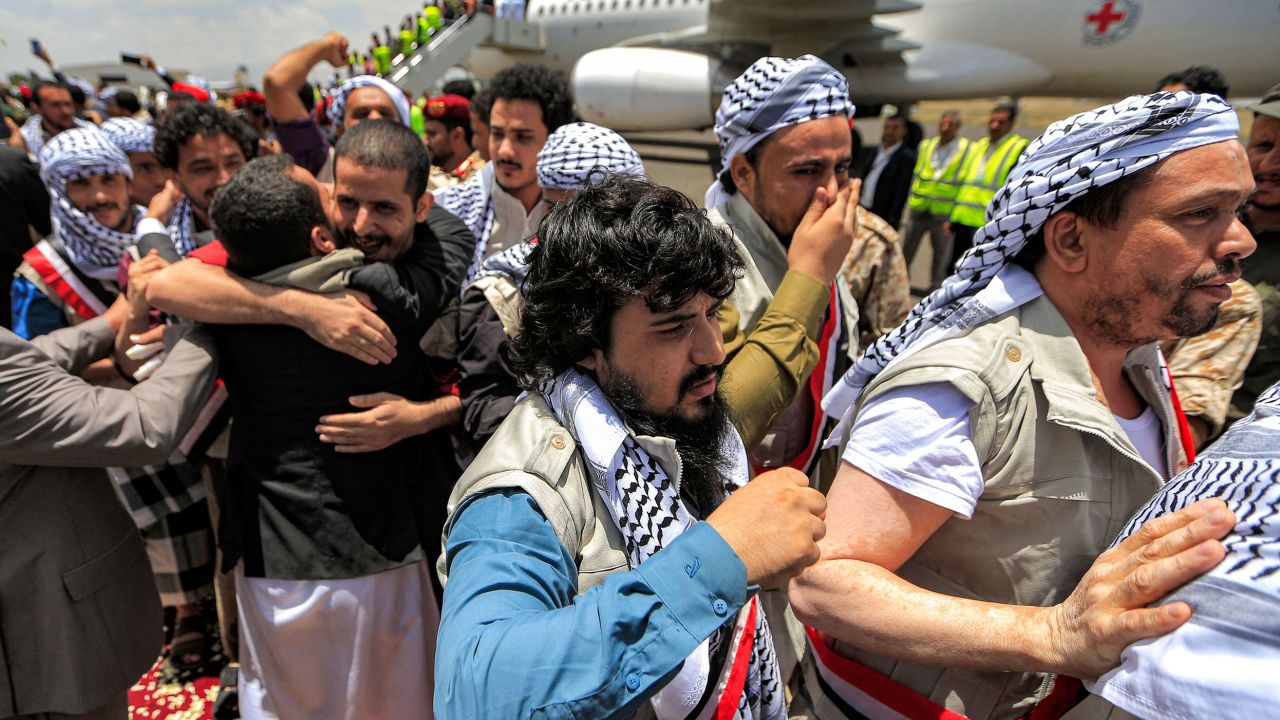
[0,0,410,85]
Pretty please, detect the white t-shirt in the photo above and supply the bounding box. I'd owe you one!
[842,382,985,518]
[841,384,1170,520]
[1113,406,1168,479]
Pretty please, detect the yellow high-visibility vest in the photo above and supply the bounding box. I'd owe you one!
[907,135,972,216]
[949,133,1029,228]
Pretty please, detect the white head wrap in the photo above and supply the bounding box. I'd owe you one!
[327,75,412,130]
[100,117,155,154]
[535,122,645,191]
[20,113,93,159]
[821,91,1241,443]
[98,86,120,103]
[706,54,853,209]
[39,126,145,278]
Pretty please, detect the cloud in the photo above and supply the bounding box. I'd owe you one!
[0,0,399,85]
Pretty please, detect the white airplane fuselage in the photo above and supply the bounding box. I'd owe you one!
[470,0,1277,101]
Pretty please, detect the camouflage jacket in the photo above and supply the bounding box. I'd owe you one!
[1163,278,1262,442]
[840,207,913,350]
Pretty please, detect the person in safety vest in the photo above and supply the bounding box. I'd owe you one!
[945,103,1028,272]
[901,110,971,291]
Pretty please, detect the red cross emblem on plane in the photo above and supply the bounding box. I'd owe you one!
[1083,0,1141,47]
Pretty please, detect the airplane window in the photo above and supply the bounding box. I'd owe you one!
[611,0,618,8]
[624,0,631,7]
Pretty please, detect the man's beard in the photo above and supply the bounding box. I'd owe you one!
[434,144,455,169]
[1085,259,1239,345]
[600,365,734,518]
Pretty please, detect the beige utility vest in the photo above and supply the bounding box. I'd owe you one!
[441,393,673,594]
[439,394,689,720]
[815,294,1188,720]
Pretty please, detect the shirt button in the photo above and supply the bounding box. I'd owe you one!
[550,434,566,450]
[625,672,641,690]
[1005,345,1022,362]
[712,598,728,616]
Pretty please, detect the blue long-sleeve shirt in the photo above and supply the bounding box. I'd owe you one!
[435,489,750,719]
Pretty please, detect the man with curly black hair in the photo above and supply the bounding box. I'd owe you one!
[435,173,826,719]
[140,102,258,254]
[434,63,575,279]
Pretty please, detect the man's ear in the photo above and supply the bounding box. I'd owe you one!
[729,153,756,201]
[1041,211,1089,274]
[310,224,338,255]
[450,125,467,147]
[415,190,434,224]
[576,347,604,373]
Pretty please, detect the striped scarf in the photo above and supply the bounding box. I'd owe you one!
[540,367,785,720]
[38,126,145,279]
[822,91,1242,443]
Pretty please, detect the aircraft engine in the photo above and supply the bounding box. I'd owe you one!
[572,48,723,132]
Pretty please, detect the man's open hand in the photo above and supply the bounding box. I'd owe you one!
[316,392,429,453]
[296,289,397,365]
[707,468,826,589]
[1043,498,1234,680]
[788,178,861,284]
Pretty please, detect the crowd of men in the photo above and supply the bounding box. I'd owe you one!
[0,26,1277,720]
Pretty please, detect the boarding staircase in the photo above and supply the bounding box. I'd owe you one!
[390,13,545,97]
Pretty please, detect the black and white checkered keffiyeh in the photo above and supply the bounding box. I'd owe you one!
[326,75,412,130]
[471,237,535,288]
[706,55,852,209]
[164,197,202,259]
[435,161,497,285]
[540,367,784,720]
[535,122,645,191]
[821,92,1241,442]
[38,126,145,279]
[21,114,93,159]
[100,117,155,154]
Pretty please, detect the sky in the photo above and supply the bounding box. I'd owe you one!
[0,0,408,85]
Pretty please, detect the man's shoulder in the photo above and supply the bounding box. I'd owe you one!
[865,304,1037,401]
[449,394,595,550]
[463,394,580,484]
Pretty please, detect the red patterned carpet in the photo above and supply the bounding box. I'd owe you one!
[128,605,230,720]
[128,661,221,720]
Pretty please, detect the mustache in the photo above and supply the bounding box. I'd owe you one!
[339,226,390,253]
[85,201,121,214]
[678,364,722,398]
[1183,258,1241,288]
[496,159,522,169]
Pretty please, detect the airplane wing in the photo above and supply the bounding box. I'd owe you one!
[614,0,920,78]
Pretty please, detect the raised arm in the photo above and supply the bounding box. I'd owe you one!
[147,257,397,365]
[722,179,859,451]
[264,33,349,125]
